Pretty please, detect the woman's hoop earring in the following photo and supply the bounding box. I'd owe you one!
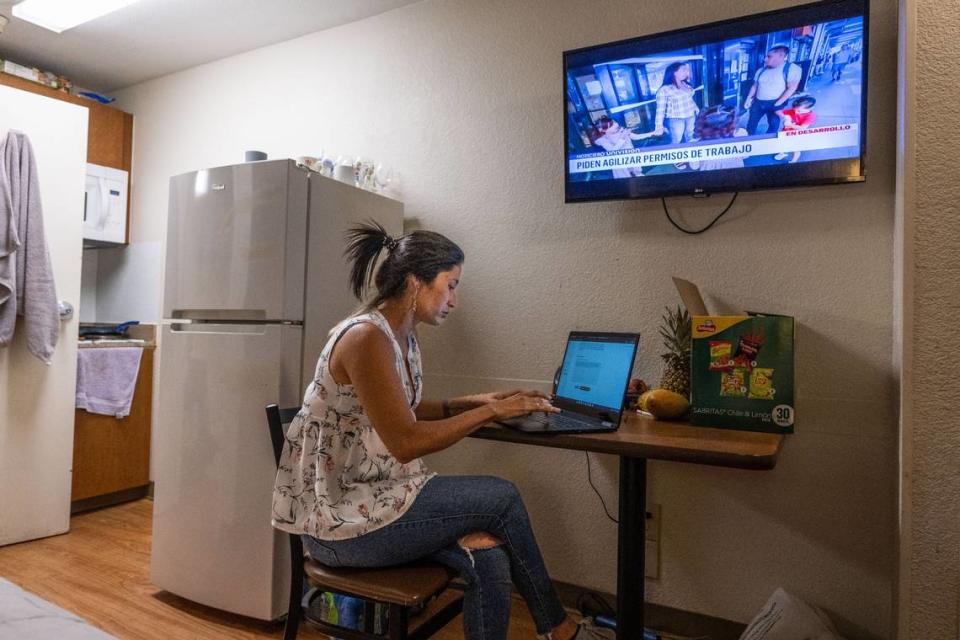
[409,283,421,316]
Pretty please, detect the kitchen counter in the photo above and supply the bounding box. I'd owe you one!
[77,323,156,348]
[78,339,155,348]
[72,323,156,512]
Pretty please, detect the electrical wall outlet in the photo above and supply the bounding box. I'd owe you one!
[645,504,661,579]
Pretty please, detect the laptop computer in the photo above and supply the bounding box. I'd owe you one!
[497,331,640,434]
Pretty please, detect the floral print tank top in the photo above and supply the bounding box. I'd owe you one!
[272,310,435,540]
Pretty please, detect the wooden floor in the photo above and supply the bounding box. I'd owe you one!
[0,500,543,639]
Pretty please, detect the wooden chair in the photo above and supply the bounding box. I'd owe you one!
[265,404,464,640]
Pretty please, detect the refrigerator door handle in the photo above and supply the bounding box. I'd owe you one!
[171,309,268,322]
[171,322,269,335]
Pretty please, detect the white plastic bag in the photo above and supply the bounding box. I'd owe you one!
[739,588,845,640]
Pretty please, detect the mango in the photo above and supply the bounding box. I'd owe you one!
[637,390,655,412]
[643,389,690,420]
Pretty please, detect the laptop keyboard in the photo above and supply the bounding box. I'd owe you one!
[528,412,597,431]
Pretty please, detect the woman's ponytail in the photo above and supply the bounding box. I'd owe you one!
[344,221,393,300]
[344,221,464,310]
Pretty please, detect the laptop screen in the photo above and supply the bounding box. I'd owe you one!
[555,333,639,413]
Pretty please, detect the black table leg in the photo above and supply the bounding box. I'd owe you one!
[617,456,646,640]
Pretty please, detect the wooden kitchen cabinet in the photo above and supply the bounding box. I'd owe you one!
[71,346,153,510]
[87,100,133,171]
[0,72,134,241]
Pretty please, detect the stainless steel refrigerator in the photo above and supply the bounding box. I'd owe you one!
[151,159,403,620]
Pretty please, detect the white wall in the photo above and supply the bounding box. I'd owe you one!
[0,86,87,545]
[896,0,960,636]
[115,0,899,636]
[80,241,163,324]
[80,249,98,322]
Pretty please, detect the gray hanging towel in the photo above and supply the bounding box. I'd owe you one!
[0,132,19,330]
[0,131,59,363]
[76,347,143,417]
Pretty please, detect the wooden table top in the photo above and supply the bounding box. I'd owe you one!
[472,412,784,470]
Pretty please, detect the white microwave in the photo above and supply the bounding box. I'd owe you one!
[84,163,128,245]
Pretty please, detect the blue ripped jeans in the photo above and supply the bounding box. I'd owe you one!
[304,475,568,640]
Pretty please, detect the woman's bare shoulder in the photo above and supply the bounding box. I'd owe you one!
[336,320,393,357]
[329,320,396,385]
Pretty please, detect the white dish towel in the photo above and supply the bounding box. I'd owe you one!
[75,347,143,418]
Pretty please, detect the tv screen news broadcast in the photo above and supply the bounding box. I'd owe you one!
[564,0,868,203]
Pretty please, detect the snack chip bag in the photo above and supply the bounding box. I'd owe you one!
[748,368,775,400]
[709,341,733,371]
[733,333,764,369]
[720,369,747,397]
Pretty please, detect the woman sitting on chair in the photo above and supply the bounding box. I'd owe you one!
[272,222,611,640]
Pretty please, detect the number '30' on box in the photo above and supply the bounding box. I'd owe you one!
[690,314,794,434]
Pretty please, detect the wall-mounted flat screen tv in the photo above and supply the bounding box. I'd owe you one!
[564,0,868,203]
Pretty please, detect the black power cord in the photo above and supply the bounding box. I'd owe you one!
[585,452,618,524]
[661,191,739,234]
[586,452,656,527]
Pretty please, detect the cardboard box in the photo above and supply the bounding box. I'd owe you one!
[2,60,41,84]
[1,60,68,91]
[675,278,795,433]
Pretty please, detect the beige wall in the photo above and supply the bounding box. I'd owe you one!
[115,0,899,636]
[897,0,960,636]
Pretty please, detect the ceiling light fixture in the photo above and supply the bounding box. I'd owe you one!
[12,0,140,34]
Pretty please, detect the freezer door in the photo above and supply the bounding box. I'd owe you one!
[151,322,302,620]
[163,160,308,320]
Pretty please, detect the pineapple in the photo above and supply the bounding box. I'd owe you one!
[658,305,691,398]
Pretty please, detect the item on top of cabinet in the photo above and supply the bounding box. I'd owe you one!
[2,59,41,84]
[67,83,116,102]
[312,150,332,176]
[334,157,355,184]
[319,156,335,177]
[77,90,115,104]
[356,159,376,190]
[244,150,267,162]
[37,70,59,89]
[295,156,318,171]
[374,163,394,191]
[1,58,73,92]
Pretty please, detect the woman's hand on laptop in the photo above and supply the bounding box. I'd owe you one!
[490,393,560,420]
[451,389,549,410]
